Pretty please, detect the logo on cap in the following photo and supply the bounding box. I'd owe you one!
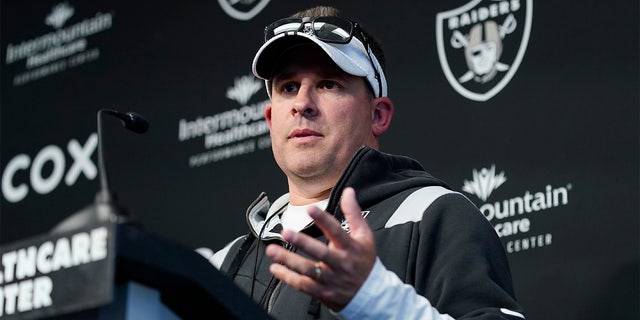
[436,0,532,101]
[218,0,271,21]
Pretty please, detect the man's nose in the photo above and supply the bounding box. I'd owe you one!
[291,86,318,117]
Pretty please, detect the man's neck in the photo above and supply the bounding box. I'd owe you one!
[287,179,333,205]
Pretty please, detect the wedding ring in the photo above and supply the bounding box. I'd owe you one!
[313,262,322,281]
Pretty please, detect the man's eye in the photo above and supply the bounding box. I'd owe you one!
[321,80,338,89]
[282,83,298,93]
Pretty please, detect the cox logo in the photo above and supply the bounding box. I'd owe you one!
[2,133,97,203]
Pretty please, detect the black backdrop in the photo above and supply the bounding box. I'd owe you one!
[1,1,638,319]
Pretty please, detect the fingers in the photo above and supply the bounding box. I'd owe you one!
[266,243,333,300]
[339,187,369,235]
[307,206,352,248]
[266,243,324,279]
[279,187,371,260]
[279,228,343,266]
[268,259,321,294]
[264,188,377,311]
[305,187,364,248]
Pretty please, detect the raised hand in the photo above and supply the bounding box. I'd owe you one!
[265,187,377,310]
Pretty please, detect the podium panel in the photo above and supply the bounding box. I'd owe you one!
[0,222,271,320]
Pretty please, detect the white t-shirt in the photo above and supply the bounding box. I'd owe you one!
[281,199,329,232]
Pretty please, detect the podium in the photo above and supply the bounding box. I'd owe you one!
[0,221,272,319]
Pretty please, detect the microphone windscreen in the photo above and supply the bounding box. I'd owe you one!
[124,112,149,134]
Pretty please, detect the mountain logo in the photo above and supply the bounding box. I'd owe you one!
[45,2,75,29]
[226,74,263,105]
[462,164,507,201]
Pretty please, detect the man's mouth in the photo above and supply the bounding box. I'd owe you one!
[289,129,322,139]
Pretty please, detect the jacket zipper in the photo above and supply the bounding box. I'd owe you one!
[266,241,294,313]
[267,281,283,313]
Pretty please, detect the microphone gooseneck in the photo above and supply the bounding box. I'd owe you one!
[51,108,149,234]
[96,109,149,203]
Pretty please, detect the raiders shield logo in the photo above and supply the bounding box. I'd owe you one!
[218,0,271,21]
[436,0,532,101]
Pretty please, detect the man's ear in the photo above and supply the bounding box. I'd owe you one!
[371,97,394,137]
[264,103,273,130]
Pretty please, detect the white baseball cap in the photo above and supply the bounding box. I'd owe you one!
[252,21,388,98]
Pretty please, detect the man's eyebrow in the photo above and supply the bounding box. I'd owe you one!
[272,70,295,83]
[272,69,348,83]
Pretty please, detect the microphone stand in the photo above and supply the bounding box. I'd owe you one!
[51,109,147,234]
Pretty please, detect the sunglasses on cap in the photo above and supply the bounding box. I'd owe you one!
[264,16,383,97]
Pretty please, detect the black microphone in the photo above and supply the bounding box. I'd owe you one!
[51,108,149,234]
[101,109,149,134]
[96,109,149,204]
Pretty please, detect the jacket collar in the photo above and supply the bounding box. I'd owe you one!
[245,146,448,239]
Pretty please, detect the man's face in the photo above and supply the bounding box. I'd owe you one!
[265,44,377,194]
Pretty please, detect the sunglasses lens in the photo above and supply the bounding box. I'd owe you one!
[265,18,301,41]
[312,17,353,43]
[265,17,354,44]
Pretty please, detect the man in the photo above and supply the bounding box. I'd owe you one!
[211,6,525,319]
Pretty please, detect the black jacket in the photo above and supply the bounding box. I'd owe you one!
[217,147,524,319]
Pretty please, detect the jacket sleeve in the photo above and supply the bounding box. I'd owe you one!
[337,257,456,320]
[340,193,526,320]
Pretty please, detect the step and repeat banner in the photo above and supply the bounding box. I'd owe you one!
[1,1,638,319]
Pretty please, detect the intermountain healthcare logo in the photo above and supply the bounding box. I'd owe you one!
[218,0,270,21]
[436,0,532,101]
[4,2,113,86]
[179,74,271,168]
[462,164,506,201]
[462,164,571,253]
[45,3,74,29]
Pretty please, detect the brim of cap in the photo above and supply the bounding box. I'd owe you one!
[252,32,369,80]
